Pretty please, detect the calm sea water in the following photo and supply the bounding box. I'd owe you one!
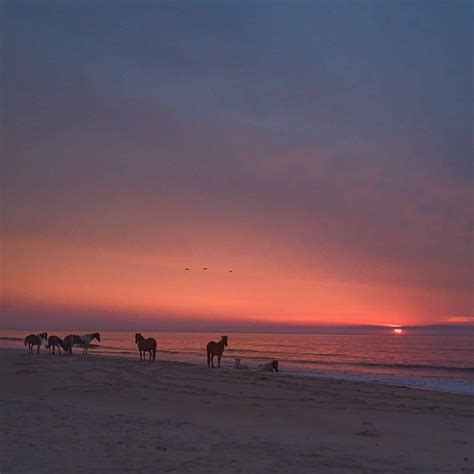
[2,331,473,395]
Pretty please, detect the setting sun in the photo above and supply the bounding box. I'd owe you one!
[393,328,403,334]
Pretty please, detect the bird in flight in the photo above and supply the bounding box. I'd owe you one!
[184,267,233,272]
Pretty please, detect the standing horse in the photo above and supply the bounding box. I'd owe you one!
[47,335,64,354]
[77,333,100,355]
[62,334,83,356]
[135,333,157,362]
[207,336,228,368]
[24,332,48,354]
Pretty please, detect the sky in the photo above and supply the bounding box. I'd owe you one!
[1,1,472,330]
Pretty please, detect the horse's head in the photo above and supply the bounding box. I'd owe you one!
[135,333,143,344]
[39,332,48,340]
[222,336,228,347]
[93,332,101,342]
[272,360,279,372]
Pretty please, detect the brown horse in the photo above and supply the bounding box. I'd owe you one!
[24,332,48,354]
[47,335,64,354]
[207,336,228,368]
[62,334,83,356]
[135,333,157,361]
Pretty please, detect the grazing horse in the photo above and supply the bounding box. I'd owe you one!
[135,333,157,362]
[77,333,101,355]
[24,332,48,354]
[47,335,64,355]
[258,360,279,373]
[62,334,83,356]
[207,336,228,368]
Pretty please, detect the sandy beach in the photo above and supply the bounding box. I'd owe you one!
[1,348,472,473]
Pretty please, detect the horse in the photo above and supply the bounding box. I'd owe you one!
[77,333,101,355]
[207,336,228,368]
[258,360,279,373]
[135,333,157,362]
[62,334,83,356]
[47,335,64,355]
[24,332,48,354]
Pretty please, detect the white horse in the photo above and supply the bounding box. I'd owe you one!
[78,332,101,355]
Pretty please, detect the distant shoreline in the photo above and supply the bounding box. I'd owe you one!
[1,346,472,397]
[2,324,473,336]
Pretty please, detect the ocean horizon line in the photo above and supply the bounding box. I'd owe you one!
[1,323,473,336]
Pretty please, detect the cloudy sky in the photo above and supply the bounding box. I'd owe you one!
[2,1,472,329]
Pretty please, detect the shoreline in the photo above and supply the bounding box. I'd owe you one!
[2,345,473,397]
[2,347,473,472]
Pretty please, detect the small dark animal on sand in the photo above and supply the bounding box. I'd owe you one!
[258,360,279,372]
[135,333,157,361]
[47,335,64,355]
[207,336,228,368]
[24,332,48,354]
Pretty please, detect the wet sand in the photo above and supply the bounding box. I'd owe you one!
[1,348,473,473]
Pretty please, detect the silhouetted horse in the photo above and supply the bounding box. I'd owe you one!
[207,336,228,368]
[24,332,48,354]
[47,335,64,355]
[135,333,157,361]
[77,333,101,355]
[62,334,83,356]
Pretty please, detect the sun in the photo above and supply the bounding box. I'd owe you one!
[393,328,403,334]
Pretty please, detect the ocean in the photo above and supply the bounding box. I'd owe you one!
[2,330,473,395]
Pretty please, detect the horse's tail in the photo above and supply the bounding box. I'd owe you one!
[207,348,210,367]
[152,347,156,361]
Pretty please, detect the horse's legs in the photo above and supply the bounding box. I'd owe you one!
[149,350,152,362]
[218,354,222,367]
[37,344,40,354]
[211,354,215,368]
